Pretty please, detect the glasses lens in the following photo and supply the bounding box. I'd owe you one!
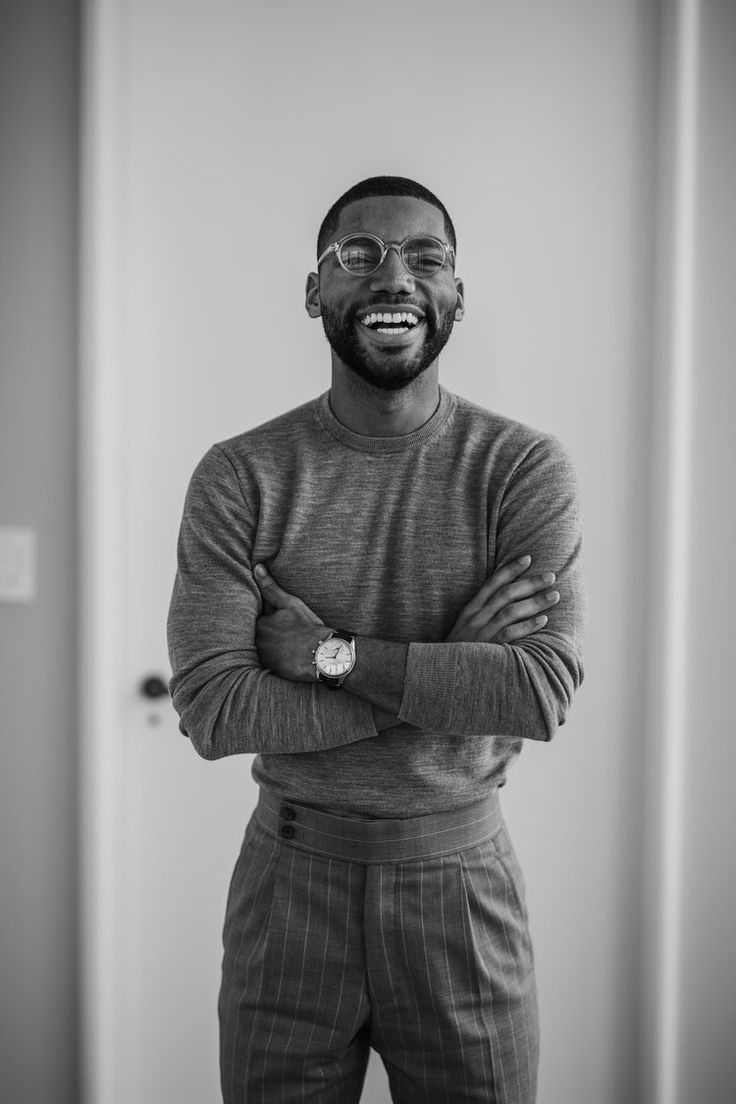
[403,237,448,276]
[339,236,383,274]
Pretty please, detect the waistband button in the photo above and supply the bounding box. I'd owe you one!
[281,806,296,821]
[280,824,295,840]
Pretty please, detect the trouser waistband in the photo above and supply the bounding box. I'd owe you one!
[255,787,502,865]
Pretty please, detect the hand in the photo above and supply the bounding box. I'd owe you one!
[253,564,329,682]
[446,555,560,644]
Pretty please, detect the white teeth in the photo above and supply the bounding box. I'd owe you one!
[360,310,420,327]
[377,326,409,334]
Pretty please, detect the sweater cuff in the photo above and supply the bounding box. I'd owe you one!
[398,642,457,731]
[324,689,380,745]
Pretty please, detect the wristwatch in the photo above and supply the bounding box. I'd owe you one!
[312,629,356,690]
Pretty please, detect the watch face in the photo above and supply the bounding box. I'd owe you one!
[316,637,354,678]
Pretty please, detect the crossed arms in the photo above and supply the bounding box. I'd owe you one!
[254,558,561,731]
[167,438,586,759]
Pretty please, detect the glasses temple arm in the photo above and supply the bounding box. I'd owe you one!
[316,242,339,267]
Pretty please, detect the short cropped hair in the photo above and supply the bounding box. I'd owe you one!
[317,175,457,258]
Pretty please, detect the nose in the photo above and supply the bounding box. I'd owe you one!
[369,244,415,294]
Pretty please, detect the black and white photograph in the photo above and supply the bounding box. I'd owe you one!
[1,1,734,1102]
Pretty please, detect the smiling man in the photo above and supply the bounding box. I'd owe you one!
[167,176,586,1103]
[312,193,459,395]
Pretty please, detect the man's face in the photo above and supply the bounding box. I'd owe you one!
[307,195,464,391]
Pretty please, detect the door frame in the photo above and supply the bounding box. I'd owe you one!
[79,1,130,1101]
[641,2,702,1103]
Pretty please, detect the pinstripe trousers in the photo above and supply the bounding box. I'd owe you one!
[219,789,538,1103]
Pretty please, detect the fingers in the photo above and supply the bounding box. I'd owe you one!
[461,555,532,616]
[481,590,559,642]
[253,564,323,628]
[446,556,559,643]
[253,563,296,609]
[478,571,557,628]
[493,614,550,645]
[464,567,557,631]
[451,584,559,645]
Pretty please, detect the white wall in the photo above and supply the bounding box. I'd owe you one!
[0,2,80,1102]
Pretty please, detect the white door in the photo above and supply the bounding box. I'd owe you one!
[81,2,656,1103]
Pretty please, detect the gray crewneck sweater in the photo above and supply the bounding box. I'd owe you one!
[167,387,586,817]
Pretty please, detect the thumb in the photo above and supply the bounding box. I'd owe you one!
[253,563,294,609]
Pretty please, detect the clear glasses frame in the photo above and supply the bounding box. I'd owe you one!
[317,233,456,278]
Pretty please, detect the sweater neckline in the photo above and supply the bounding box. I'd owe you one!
[315,386,455,454]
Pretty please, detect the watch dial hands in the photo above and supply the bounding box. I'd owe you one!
[315,633,355,684]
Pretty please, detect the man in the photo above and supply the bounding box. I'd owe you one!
[167,176,586,1103]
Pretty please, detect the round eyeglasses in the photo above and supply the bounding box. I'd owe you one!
[317,233,455,278]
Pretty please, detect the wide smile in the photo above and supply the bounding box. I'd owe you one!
[356,305,426,346]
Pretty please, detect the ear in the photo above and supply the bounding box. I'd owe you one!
[305,272,322,318]
[454,277,465,322]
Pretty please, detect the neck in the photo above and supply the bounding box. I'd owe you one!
[329,359,441,437]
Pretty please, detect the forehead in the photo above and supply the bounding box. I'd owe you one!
[333,195,447,241]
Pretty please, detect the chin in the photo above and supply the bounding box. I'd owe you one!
[345,358,432,392]
[321,306,455,393]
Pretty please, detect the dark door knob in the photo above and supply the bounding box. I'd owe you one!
[140,674,170,700]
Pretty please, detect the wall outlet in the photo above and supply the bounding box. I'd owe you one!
[0,527,36,602]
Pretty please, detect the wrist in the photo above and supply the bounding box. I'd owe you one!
[340,636,407,715]
[293,625,330,681]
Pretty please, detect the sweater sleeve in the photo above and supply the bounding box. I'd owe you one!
[167,445,378,759]
[397,435,586,740]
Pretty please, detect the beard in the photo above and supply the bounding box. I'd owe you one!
[320,301,456,391]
